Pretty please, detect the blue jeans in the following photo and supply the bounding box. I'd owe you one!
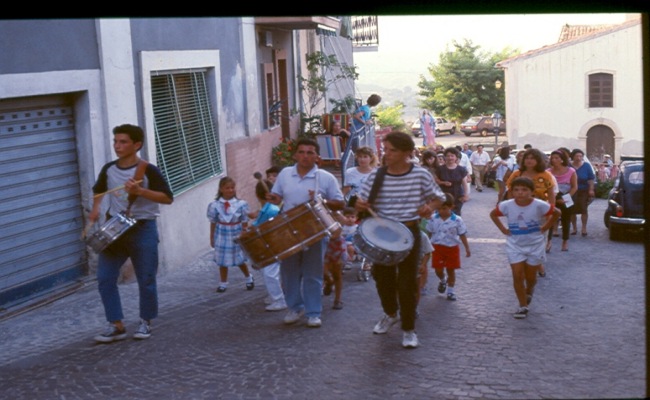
[97,219,160,322]
[280,238,326,318]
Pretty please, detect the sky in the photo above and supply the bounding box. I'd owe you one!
[353,13,631,91]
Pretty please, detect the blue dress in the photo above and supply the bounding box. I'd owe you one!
[207,197,249,267]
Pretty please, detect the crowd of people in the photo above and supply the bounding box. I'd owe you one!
[90,121,601,350]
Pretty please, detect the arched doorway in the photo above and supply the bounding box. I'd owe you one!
[586,124,615,163]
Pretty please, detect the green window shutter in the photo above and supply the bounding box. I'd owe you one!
[151,71,222,194]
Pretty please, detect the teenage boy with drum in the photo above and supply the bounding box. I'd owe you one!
[89,124,173,343]
[354,131,446,349]
[267,138,345,328]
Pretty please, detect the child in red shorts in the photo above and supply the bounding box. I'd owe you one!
[425,193,471,301]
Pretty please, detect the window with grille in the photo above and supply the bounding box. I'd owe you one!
[588,73,613,108]
[151,71,222,195]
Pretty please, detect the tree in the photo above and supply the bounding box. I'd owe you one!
[297,51,359,134]
[417,39,518,123]
[375,101,407,131]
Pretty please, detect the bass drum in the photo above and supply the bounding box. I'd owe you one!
[353,217,414,265]
[236,198,341,269]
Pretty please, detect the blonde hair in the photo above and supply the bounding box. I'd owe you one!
[354,146,379,167]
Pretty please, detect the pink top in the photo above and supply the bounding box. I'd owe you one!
[548,167,575,194]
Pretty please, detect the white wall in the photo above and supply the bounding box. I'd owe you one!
[502,20,643,158]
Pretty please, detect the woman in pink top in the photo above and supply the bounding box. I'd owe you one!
[546,150,577,251]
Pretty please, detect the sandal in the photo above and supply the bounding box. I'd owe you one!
[570,231,577,235]
[581,232,588,237]
[545,242,552,253]
[332,301,344,310]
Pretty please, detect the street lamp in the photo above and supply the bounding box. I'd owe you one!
[491,110,502,148]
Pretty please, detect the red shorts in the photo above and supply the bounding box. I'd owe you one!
[325,237,346,265]
[431,244,461,270]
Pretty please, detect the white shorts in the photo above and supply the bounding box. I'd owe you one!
[505,238,546,267]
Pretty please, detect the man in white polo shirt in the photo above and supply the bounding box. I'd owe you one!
[469,144,491,192]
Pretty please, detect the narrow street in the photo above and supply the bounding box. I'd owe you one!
[0,183,645,399]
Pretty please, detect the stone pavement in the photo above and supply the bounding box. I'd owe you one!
[0,189,645,399]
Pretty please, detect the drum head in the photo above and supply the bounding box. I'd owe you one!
[359,217,414,252]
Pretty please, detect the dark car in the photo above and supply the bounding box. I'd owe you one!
[461,116,506,137]
[603,159,644,241]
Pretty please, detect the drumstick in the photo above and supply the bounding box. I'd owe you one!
[93,180,143,198]
[80,221,94,240]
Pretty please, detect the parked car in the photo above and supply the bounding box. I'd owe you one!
[603,159,644,241]
[411,117,456,137]
[461,116,506,137]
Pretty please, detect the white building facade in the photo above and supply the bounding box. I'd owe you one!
[497,16,643,163]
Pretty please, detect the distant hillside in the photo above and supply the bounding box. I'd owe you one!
[357,82,440,124]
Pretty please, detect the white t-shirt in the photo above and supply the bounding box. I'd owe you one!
[495,198,553,248]
[343,167,374,198]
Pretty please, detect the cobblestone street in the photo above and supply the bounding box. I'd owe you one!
[0,190,645,399]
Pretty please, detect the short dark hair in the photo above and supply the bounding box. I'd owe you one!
[383,131,414,152]
[510,177,535,192]
[113,124,144,144]
[367,94,382,107]
[523,144,532,149]
[342,206,357,216]
[441,193,455,207]
[498,146,510,159]
[570,148,585,158]
[443,147,460,158]
[294,138,320,155]
[265,166,281,175]
[550,150,569,166]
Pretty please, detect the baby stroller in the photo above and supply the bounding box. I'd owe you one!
[344,253,372,282]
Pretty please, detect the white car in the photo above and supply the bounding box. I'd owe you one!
[411,117,456,136]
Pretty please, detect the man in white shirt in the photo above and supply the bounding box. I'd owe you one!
[456,145,473,196]
[469,144,490,192]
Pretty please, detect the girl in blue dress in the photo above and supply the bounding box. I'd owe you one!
[207,177,254,293]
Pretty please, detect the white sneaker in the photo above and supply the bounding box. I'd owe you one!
[402,330,419,348]
[133,319,152,340]
[307,316,322,328]
[264,296,274,305]
[283,309,304,324]
[373,314,400,334]
[265,300,288,312]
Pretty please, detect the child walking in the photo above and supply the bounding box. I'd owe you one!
[489,177,561,319]
[323,207,358,309]
[425,193,471,301]
[416,229,433,312]
[207,176,254,293]
[251,179,287,311]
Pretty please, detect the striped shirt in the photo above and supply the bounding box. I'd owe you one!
[358,164,446,222]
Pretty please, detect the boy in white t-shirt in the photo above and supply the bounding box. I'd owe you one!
[490,177,561,319]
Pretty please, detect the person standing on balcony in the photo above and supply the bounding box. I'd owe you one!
[350,94,381,153]
[420,110,436,148]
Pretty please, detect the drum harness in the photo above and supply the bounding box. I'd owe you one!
[107,159,149,223]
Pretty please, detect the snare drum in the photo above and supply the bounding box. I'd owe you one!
[86,212,137,253]
[235,198,341,269]
[353,217,414,265]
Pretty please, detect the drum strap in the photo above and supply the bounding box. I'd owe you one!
[125,159,149,217]
[367,166,387,206]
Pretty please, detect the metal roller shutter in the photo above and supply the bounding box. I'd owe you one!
[0,100,86,309]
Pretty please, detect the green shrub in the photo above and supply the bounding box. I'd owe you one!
[595,180,614,199]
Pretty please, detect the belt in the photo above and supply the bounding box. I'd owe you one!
[218,221,241,226]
